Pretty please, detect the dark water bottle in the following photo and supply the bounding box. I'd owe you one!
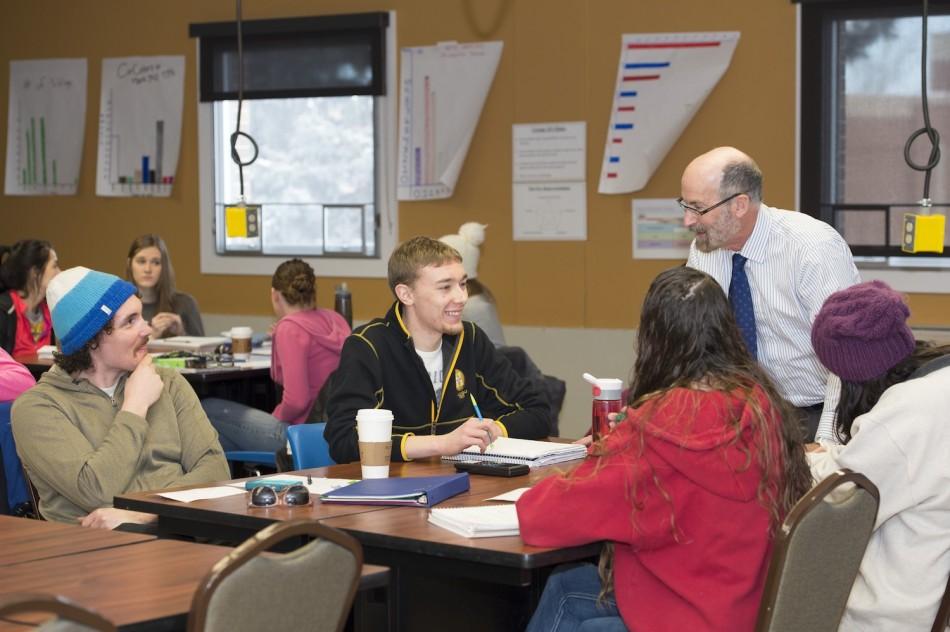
[335,282,353,328]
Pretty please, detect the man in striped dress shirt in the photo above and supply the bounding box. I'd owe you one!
[680,147,860,442]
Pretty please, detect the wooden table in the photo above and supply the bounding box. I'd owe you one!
[115,459,600,631]
[14,354,277,410]
[0,515,154,567]
[0,524,390,632]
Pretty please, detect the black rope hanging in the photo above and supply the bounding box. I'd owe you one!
[903,0,941,205]
[230,0,258,200]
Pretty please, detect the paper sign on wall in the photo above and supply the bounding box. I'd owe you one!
[5,59,87,196]
[397,41,503,201]
[599,32,740,195]
[96,56,184,197]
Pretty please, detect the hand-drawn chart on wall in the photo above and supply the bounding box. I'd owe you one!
[397,41,503,201]
[5,59,87,196]
[96,56,183,197]
[599,32,739,195]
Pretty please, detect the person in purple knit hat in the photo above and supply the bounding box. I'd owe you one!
[808,280,950,631]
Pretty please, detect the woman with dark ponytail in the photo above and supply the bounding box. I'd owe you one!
[0,240,60,355]
[516,267,810,632]
[201,259,350,451]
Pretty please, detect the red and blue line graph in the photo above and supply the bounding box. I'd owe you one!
[599,32,740,195]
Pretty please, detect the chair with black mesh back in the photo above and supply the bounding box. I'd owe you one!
[0,593,116,631]
[755,468,880,632]
[188,518,362,632]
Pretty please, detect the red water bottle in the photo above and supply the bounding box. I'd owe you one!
[584,373,623,441]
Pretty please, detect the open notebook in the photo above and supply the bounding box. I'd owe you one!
[441,437,587,468]
[428,505,520,538]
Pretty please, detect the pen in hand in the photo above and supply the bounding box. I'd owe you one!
[469,393,493,452]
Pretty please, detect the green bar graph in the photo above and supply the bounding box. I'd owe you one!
[30,117,37,187]
[53,160,57,185]
[40,117,47,186]
[25,128,32,185]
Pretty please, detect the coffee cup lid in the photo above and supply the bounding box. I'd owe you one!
[231,326,253,337]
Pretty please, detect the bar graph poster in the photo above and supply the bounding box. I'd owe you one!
[599,32,740,195]
[397,41,503,201]
[5,59,87,196]
[96,56,184,197]
[632,198,693,259]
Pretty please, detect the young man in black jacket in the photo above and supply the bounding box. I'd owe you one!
[324,236,551,464]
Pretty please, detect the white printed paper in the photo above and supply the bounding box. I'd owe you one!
[599,32,740,194]
[632,198,693,259]
[486,488,530,502]
[513,122,587,241]
[157,486,246,503]
[5,59,87,196]
[397,41,503,200]
[96,56,184,197]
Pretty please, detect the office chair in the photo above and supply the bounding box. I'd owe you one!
[188,519,362,632]
[285,423,335,470]
[755,468,879,632]
[0,593,116,631]
[0,401,32,515]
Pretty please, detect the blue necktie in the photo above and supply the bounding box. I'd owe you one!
[729,253,758,359]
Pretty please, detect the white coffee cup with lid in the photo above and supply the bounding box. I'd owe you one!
[356,408,394,479]
[230,326,253,360]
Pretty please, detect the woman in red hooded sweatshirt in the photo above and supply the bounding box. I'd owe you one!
[517,267,810,632]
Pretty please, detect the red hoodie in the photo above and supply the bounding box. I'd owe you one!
[271,308,350,424]
[517,387,783,632]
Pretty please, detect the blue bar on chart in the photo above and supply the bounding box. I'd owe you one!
[142,156,150,184]
[156,120,164,184]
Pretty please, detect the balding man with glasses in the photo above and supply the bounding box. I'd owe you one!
[680,146,860,443]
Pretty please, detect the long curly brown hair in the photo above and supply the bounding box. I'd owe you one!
[596,267,811,598]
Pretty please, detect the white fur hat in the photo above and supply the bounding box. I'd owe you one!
[439,222,487,279]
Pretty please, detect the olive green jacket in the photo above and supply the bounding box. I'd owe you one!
[12,364,229,524]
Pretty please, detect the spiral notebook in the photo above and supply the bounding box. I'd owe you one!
[428,505,520,538]
[441,437,587,469]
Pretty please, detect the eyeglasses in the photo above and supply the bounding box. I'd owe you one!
[676,191,748,216]
[248,484,311,508]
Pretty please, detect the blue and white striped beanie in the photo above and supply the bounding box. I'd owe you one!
[46,267,137,355]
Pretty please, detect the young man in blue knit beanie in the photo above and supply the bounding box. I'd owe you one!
[11,266,229,529]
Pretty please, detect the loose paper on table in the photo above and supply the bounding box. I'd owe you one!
[96,56,184,198]
[513,121,587,241]
[599,32,740,194]
[397,41,503,201]
[5,59,87,196]
[632,198,694,259]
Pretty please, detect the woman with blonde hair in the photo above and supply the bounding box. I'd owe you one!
[517,267,811,631]
[126,234,203,337]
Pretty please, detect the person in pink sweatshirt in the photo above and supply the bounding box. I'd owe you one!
[201,259,349,452]
[516,267,811,632]
[0,348,35,401]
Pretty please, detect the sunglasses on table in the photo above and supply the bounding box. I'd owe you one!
[248,484,312,508]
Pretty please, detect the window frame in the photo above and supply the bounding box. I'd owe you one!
[800,0,950,263]
[196,11,398,278]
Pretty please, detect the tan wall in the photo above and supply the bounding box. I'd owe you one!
[2,0,948,327]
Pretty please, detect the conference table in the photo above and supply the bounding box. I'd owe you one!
[0,514,154,567]
[115,459,601,632]
[0,515,390,632]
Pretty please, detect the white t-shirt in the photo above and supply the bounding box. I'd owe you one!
[415,346,444,397]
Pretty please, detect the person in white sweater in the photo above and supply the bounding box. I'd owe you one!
[808,280,950,631]
[439,222,506,347]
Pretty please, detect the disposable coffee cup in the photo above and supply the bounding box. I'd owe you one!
[230,326,253,360]
[356,408,393,479]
